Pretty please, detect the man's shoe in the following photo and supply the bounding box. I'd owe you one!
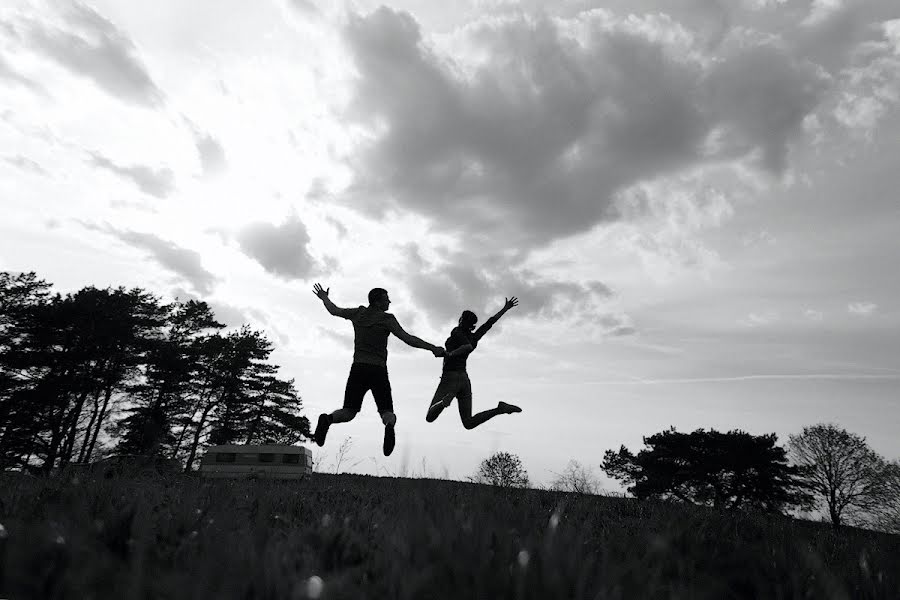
[314,413,331,446]
[383,421,396,456]
[498,401,522,414]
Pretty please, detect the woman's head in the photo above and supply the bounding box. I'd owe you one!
[459,310,478,331]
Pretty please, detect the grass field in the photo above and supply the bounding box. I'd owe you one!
[1,471,899,599]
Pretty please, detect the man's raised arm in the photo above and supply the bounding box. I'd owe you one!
[312,283,355,318]
[387,318,445,357]
[474,296,518,340]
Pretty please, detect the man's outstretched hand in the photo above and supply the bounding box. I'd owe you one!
[313,283,330,301]
[503,296,519,312]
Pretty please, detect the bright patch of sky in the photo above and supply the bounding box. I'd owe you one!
[2,0,899,486]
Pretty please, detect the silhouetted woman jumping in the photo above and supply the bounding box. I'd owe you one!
[426,297,522,428]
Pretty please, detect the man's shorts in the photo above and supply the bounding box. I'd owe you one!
[430,370,472,406]
[344,363,393,414]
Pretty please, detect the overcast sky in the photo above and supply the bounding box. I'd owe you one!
[2,0,899,486]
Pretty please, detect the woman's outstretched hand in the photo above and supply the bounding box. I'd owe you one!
[503,296,519,311]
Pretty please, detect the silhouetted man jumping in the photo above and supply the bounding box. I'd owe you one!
[313,283,444,456]
[426,297,522,428]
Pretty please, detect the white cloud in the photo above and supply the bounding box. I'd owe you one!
[886,19,900,51]
[848,301,877,316]
[742,229,776,247]
[3,154,48,175]
[738,310,778,327]
[803,0,845,26]
[0,53,46,95]
[834,94,887,132]
[803,308,824,321]
[610,172,736,281]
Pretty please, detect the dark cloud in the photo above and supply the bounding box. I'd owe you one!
[183,117,227,177]
[339,10,699,245]
[236,216,319,280]
[25,2,164,107]
[706,46,828,173]
[89,151,175,198]
[246,307,292,346]
[391,243,615,330]
[170,286,245,327]
[323,213,348,238]
[168,289,291,345]
[338,7,857,248]
[318,325,353,349]
[99,228,219,295]
[596,314,636,337]
[206,301,246,328]
[284,0,318,16]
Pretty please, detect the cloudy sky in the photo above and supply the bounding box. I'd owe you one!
[3,0,899,486]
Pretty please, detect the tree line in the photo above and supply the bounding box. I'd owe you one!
[478,425,899,533]
[0,271,310,474]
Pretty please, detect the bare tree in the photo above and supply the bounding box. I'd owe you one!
[550,459,601,494]
[869,461,900,534]
[473,451,529,488]
[788,424,890,528]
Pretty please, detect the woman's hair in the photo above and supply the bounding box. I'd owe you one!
[460,310,478,327]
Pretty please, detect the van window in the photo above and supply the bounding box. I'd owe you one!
[282,454,300,464]
[259,453,274,463]
[215,453,236,463]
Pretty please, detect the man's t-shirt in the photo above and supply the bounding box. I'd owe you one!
[442,317,498,372]
[341,307,397,367]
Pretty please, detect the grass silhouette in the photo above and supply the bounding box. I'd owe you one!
[1,471,898,598]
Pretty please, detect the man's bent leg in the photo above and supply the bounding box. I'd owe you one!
[317,366,367,446]
[330,408,360,423]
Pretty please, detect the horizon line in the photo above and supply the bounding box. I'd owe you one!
[586,373,900,385]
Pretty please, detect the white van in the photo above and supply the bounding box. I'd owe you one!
[199,444,313,479]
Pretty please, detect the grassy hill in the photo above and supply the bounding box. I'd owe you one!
[1,471,898,599]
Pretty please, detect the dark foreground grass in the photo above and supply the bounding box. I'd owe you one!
[1,472,899,599]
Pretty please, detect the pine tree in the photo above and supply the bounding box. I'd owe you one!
[116,299,223,458]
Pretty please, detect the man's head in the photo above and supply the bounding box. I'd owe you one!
[368,288,390,311]
[459,310,478,331]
